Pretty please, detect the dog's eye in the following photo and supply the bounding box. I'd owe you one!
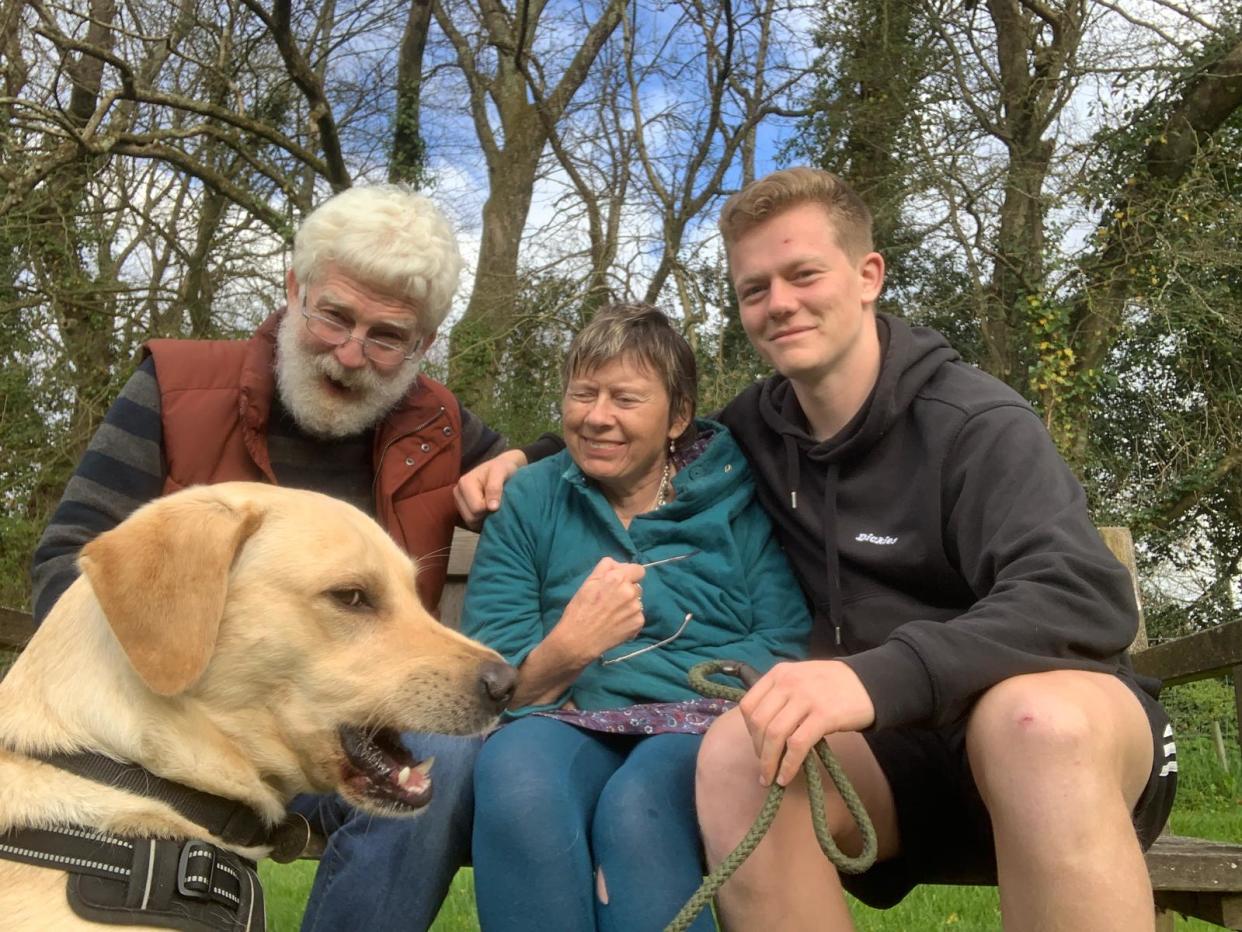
[330,588,372,610]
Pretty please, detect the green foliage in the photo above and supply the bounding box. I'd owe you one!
[1023,293,1105,456]
[439,271,588,444]
[1168,806,1242,846]
[786,0,939,291]
[1167,734,1241,812]
[1082,119,1242,630]
[1160,679,1239,738]
[687,257,767,416]
[1155,679,1239,811]
[391,78,432,190]
[0,304,74,608]
[0,515,40,612]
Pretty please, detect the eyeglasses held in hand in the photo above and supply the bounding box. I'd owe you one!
[300,305,422,367]
[638,549,699,569]
[601,613,693,666]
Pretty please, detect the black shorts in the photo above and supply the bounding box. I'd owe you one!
[842,678,1178,909]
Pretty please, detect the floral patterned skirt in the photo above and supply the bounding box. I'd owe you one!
[534,698,734,735]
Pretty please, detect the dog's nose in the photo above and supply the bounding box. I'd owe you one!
[479,661,518,708]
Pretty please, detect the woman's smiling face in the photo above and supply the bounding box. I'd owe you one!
[562,355,688,498]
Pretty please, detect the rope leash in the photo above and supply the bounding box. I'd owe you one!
[663,660,878,932]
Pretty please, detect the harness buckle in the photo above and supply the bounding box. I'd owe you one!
[176,839,217,900]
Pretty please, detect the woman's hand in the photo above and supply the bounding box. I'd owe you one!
[510,557,646,708]
[454,449,527,530]
[549,557,647,663]
[738,660,876,787]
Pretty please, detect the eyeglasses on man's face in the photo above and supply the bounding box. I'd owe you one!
[300,305,422,368]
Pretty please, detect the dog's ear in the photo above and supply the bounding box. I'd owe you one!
[79,491,264,696]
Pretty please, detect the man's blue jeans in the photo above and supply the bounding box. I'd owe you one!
[290,732,483,932]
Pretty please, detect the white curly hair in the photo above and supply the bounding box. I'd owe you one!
[291,184,463,330]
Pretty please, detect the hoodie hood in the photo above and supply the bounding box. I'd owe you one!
[757,313,958,519]
[758,313,960,466]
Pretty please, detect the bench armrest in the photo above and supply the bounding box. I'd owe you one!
[1131,619,1242,686]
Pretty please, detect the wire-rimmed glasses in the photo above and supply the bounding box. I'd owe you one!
[601,612,694,665]
[300,305,421,367]
[599,549,699,665]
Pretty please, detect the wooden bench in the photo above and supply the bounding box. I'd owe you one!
[5,526,1241,928]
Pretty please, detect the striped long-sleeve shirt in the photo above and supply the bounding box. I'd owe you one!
[30,356,505,623]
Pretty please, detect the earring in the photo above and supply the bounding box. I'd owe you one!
[669,439,676,454]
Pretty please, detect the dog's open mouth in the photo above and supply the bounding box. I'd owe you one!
[338,725,432,812]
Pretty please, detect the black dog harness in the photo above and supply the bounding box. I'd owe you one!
[0,747,317,930]
[0,825,263,931]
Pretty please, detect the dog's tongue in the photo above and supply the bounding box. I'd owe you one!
[338,725,434,810]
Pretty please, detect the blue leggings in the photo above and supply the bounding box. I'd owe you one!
[472,717,713,932]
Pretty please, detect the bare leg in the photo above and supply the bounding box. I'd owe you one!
[967,671,1156,932]
[695,706,901,932]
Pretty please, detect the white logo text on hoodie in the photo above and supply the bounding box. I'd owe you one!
[855,532,899,545]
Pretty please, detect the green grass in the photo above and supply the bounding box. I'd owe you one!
[260,738,1241,931]
[262,852,1237,931]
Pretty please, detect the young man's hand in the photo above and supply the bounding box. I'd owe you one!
[738,660,876,787]
[454,449,527,529]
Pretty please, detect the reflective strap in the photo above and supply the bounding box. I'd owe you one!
[177,839,244,907]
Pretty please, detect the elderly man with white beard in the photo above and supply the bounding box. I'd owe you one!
[29,185,528,932]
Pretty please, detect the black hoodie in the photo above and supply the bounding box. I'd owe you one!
[719,313,1153,731]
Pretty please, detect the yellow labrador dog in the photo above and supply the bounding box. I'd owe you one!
[0,482,515,930]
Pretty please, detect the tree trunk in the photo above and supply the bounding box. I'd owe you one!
[390,0,433,187]
[450,140,541,411]
[442,0,626,412]
[979,0,1082,392]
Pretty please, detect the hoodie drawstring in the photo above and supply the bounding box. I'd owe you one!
[823,462,843,649]
[783,434,800,510]
[784,434,845,653]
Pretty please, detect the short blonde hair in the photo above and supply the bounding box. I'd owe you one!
[292,185,463,331]
[718,167,874,260]
[563,304,697,447]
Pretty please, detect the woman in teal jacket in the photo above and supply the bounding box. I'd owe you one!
[464,304,810,932]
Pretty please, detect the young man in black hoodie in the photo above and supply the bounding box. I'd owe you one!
[455,168,1176,930]
[692,167,1176,930]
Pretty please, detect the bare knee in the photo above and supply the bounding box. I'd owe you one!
[697,708,761,794]
[966,672,1148,809]
[968,674,1094,763]
[696,709,766,852]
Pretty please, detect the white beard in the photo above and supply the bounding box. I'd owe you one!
[274,311,423,439]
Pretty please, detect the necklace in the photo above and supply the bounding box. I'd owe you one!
[651,459,672,511]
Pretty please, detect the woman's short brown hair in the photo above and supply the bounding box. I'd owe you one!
[718,167,874,260]
[562,303,697,448]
